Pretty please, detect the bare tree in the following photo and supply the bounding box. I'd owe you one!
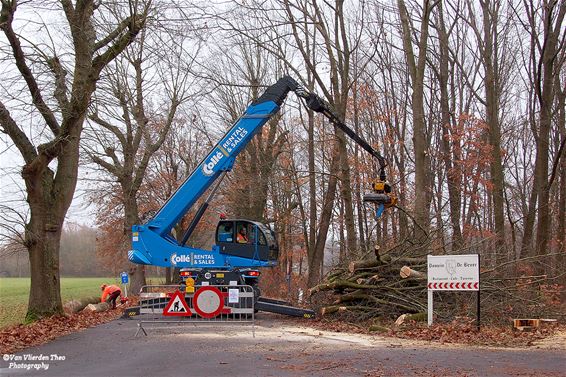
[433,0,463,250]
[520,0,566,265]
[466,0,509,256]
[207,39,288,222]
[0,0,148,319]
[85,22,197,293]
[397,0,437,243]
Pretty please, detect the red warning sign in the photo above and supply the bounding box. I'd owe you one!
[163,290,192,316]
[193,286,231,318]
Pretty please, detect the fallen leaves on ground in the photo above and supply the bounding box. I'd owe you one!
[0,308,123,354]
[391,320,562,348]
[291,317,564,348]
[364,366,476,377]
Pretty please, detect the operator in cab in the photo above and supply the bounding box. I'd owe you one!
[100,284,122,309]
[237,227,249,243]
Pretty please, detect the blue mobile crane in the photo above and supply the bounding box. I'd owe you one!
[128,77,395,316]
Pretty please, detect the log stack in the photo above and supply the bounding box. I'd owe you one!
[309,247,428,320]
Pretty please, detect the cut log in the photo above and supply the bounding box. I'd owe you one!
[348,259,382,273]
[326,269,347,282]
[321,305,379,316]
[346,271,378,282]
[321,306,342,316]
[64,300,83,313]
[400,266,426,280]
[394,312,427,326]
[392,257,426,265]
[84,302,110,312]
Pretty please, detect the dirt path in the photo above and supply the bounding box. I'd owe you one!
[1,314,564,377]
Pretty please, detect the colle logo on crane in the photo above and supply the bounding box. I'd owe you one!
[201,126,250,176]
[202,150,224,176]
[170,253,190,265]
[170,253,216,266]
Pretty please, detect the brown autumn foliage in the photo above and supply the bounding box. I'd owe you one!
[0,308,124,354]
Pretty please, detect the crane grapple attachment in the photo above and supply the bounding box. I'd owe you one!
[363,192,395,205]
[364,178,397,219]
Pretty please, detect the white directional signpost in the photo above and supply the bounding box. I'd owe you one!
[427,254,480,329]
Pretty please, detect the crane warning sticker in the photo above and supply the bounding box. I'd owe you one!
[163,290,192,316]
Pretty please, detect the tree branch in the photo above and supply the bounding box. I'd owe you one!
[0,100,37,164]
[0,0,60,135]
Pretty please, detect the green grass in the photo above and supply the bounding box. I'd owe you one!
[0,277,123,329]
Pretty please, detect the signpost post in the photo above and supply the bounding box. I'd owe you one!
[427,254,480,329]
[120,271,129,297]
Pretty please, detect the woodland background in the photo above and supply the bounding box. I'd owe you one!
[0,0,564,320]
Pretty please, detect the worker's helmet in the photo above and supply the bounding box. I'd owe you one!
[100,284,107,291]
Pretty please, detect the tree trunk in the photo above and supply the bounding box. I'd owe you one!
[479,0,506,258]
[165,267,172,285]
[26,212,63,320]
[557,75,566,276]
[338,131,358,259]
[436,2,463,251]
[534,0,565,268]
[398,0,434,243]
[0,0,148,320]
[352,79,367,253]
[308,146,340,287]
[308,106,317,262]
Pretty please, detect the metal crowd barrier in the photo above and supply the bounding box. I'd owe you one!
[134,284,255,337]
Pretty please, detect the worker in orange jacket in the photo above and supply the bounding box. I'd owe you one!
[100,284,122,309]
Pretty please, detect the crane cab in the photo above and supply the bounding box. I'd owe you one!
[215,219,279,262]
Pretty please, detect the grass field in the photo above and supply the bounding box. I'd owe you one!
[0,277,124,329]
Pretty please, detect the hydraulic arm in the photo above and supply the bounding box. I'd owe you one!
[128,76,394,269]
[290,79,397,216]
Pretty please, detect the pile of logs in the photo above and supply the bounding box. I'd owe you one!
[309,246,428,320]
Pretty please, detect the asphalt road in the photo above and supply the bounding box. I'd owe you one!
[1,314,564,377]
